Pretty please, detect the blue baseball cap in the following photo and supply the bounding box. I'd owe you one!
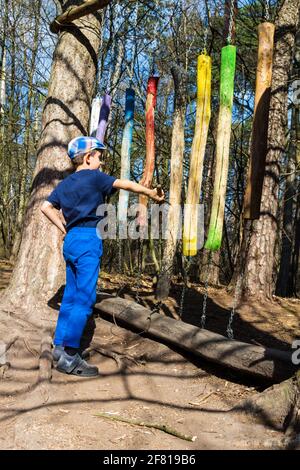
[67,136,106,160]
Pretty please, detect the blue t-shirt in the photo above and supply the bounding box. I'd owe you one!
[47,169,117,231]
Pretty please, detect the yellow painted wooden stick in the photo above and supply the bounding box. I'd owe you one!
[183,54,211,256]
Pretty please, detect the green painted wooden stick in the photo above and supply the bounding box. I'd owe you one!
[205,45,236,251]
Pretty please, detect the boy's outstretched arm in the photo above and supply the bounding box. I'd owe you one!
[40,201,67,234]
[112,179,165,203]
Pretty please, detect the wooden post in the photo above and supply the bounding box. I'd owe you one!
[155,66,186,301]
[0,48,6,114]
[89,96,102,136]
[138,76,159,230]
[183,54,211,256]
[205,45,236,251]
[118,88,135,238]
[50,0,111,34]
[243,23,275,219]
[96,93,111,143]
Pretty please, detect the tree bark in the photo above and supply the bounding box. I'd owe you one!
[199,115,221,285]
[239,0,300,300]
[276,152,297,296]
[293,187,300,296]
[291,30,300,296]
[155,65,187,301]
[0,2,103,326]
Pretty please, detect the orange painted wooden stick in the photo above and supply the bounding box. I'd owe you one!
[138,76,159,228]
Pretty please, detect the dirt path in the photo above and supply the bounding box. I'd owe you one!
[0,318,283,450]
[0,261,299,450]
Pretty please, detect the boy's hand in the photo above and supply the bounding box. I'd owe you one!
[148,186,165,203]
[41,201,67,235]
[113,179,165,203]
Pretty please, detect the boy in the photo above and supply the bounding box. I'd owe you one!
[41,135,164,377]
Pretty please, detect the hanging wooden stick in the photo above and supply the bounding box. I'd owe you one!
[183,54,211,256]
[155,66,186,301]
[138,76,159,229]
[205,45,236,251]
[243,22,275,219]
[96,93,112,143]
[118,88,135,237]
[89,96,102,136]
[0,48,6,114]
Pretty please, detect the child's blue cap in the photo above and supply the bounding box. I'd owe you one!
[67,136,106,160]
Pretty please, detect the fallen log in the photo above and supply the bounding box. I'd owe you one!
[94,296,296,382]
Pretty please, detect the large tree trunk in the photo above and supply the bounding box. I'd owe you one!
[276,150,297,297]
[293,188,300,296]
[291,30,300,296]
[275,25,299,297]
[0,1,104,326]
[155,65,187,301]
[238,0,300,300]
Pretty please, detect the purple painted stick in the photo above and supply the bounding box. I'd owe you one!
[96,93,112,143]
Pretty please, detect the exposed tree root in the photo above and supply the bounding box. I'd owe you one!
[0,335,19,355]
[87,342,145,369]
[0,363,10,379]
[22,338,39,358]
[39,335,53,383]
[236,370,300,436]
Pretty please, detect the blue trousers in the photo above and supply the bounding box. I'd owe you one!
[54,227,103,348]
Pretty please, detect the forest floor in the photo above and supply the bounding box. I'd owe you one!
[0,259,299,450]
